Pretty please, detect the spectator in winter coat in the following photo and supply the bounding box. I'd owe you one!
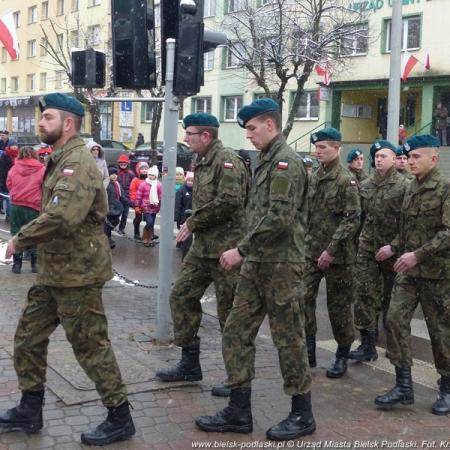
[129,161,149,241]
[135,132,144,149]
[175,167,185,192]
[174,171,194,259]
[104,166,124,249]
[0,143,19,221]
[6,146,45,274]
[87,141,109,188]
[116,154,135,235]
[135,165,161,247]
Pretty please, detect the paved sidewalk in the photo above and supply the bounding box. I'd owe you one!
[0,264,448,450]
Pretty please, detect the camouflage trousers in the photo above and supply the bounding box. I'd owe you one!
[14,284,128,407]
[303,259,354,347]
[223,261,311,396]
[170,252,239,347]
[353,248,396,331]
[387,275,450,377]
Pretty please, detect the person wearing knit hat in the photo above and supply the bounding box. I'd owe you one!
[116,154,134,236]
[347,148,367,185]
[104,166,123,249]
[174,170,194,259]
[374,134,450,414]
[87,141,109,188]
[156,111,249,401]
[135,165,161,246]
[348,138,410,364]
[175,166,185,192]
[129,162,149,241]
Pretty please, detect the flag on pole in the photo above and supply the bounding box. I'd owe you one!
[424,52,431,71]
[401,53,419,81]
[0,12,19,60]
[315,64,332,86]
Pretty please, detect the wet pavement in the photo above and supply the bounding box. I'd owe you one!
[0,214,448,449]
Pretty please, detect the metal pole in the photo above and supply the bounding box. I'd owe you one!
[155,38,178,342]
[387,0,403,144]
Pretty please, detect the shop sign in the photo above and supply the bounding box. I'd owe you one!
[349,0,421,12]
[0,96,33,107]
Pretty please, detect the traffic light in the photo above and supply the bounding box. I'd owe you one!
[111,0,156,89]
[71,49,106,88]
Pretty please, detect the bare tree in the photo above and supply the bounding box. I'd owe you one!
[223,0,369,138]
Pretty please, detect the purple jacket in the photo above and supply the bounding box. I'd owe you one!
[136,180,162,214]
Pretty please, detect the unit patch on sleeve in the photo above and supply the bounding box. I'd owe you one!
[277,161,289,170]
[224,162,234,169]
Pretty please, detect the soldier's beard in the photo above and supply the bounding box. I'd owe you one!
[40,125,63,145]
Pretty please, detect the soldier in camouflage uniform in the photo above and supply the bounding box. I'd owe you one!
[195,98,316,441]
[304,128,361,378]
[348,140,410,363]
[347,148,368,185]
[0,93,134,446]
[395,147,414,180]
[374,135,450,415]
[155,113,249,398]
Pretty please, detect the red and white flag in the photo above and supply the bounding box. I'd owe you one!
[315,64,331,86]
[0,12,19,60]
[401,53,419,81]
[424,52,431,70]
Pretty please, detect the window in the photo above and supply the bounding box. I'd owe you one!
[224,96,243,121]
[57,0,64,15]
[194,97,212,114]
[87,25,101,46]
[55,70,65,89]
[1,48,7,63]
[204,0,216,17]
[386,16,421,52]
[28,6,38,24]
[70,31,79,48]
[27,40,37,58]
[204,50,214,71]
[13,11,20,28]
[10,77,19,92]
[40,72,47,90]
[142,102,158,122]
[0,78,6,93]
[228,0,244,13]
[71,0,79,11]
[294,92,319,120]
[40,37,48,56]
[27,74,36,91]
[226,43,244,68]
[89,0,101,5]
[56,33,64,49]
[339,24,368,56]
[255,92,278,102]
[41,1,49,20]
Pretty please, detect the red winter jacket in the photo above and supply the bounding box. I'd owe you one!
[136,179,162,214]
[6,158,45,211]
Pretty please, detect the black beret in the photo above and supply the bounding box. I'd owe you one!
[237,98,279,128]
[402,134,440,154]
[108,166,118,175]
[347,148,363,163]
[182,113,219,129]
[370,140,397,160]
[39,93,85,117]
[310,127,342,144]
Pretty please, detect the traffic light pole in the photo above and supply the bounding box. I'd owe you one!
[155,38,179,342]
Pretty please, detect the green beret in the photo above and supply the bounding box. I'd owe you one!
[347,148,363,163]
[310,127,342,144]
[370,139,397,160]
[237,98,279,128]
[182,113,219,129]
[395,146,405,157]
[402,134,440,154]
[39,93,85,117]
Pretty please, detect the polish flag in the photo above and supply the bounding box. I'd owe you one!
[401,53,419,81]
[0,12,19,60]
[315,64,331,86]
[424,52,431,70]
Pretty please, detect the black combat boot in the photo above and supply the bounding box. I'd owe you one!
[266,391,316,441]
[211,383,231,397]
[374,366,414,408]
[432,377,450,416]
[306,336,316,368]
[156,341,202,381]
[0,390,44,433]
[348,330,378,362]
[11,254,22,274]
[81,401,135,446]
[195,387,253,433]
[30,255,38,274]
[326,345,350,378]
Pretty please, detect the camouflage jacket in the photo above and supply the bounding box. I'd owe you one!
[359,166,410,253]
[393,168,450,279]
[305,157,361,264]
[238,134,308,262]
[186,139,248,258]
[397,169,414,180]
[349,167,368,186]
[13,136,113,287]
